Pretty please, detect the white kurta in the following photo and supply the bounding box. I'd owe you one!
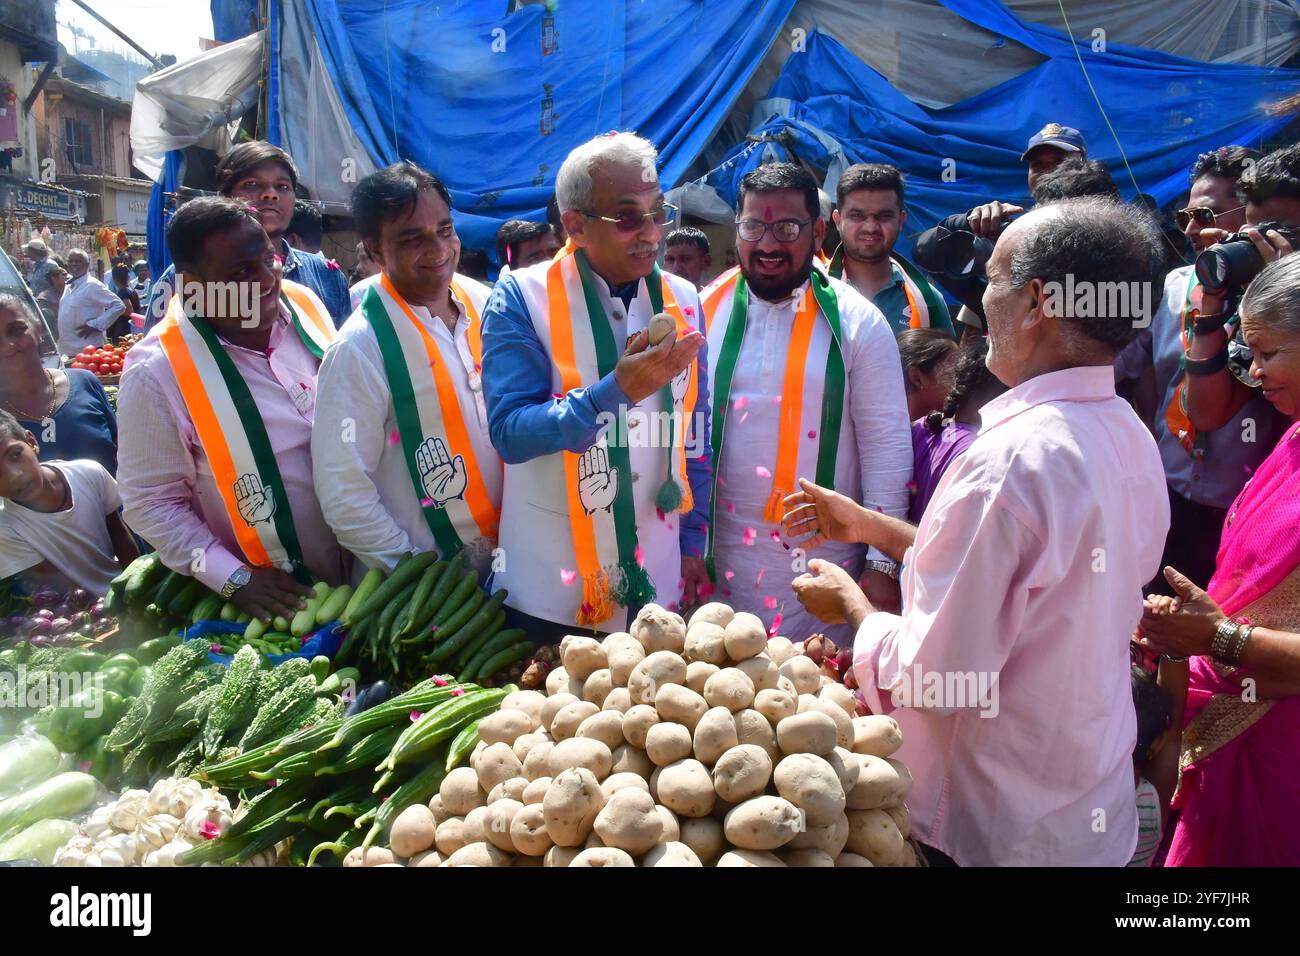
[706,273,913,641]
[312,274,501,576]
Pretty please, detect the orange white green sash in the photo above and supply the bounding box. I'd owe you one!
[156,295,313,577]
[1166,271,1210,459]
[546,246,697,626]
[279,280,337,358]
[703,267,846,576]
[361,274,500,560]
[825,248,945,328]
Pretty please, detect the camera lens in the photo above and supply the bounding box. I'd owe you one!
[1195,239,1263,295]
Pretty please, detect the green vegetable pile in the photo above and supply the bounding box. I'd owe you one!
[187,678,509,865]
[337,551,534,687]
[102,641,347,785]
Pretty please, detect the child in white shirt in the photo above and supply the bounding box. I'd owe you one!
[0,410,137,597]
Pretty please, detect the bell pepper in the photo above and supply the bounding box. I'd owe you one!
[47,688,127,753]
[96,668,134,697]
[128,665,151,696]
[55,650,106,675]
[74,737,122,787]
[99,652,139,672]
[134,635,183,665]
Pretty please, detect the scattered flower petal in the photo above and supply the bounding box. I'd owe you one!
[209,644,221,653]
[768,613,783,636]
[450,688,465,697]
[430,675,448,687]
[199,821,221,841]
[733,396,748,411]
[772,396,781,405]
[410,710,424,722]
[725,501,735,513]
[635,545,645,567]
[756,568,766,586]
[724,570,735,581]
[905,480,917,493]
[560,568,577,586]
[807,429,816,439]
[742,527,757,546]
[764,595,778,610]
[388,430,400,445]
[739,411,749,425]
[755,465,771,478]
[420,496,435,508]
[699,582,716,599]
[770,530,781,543]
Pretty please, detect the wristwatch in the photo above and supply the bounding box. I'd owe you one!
[221,565,253,600]
[865,559,899,581]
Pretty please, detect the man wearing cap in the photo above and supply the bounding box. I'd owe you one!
[24,239,56,298]
[1023,123,1087,193]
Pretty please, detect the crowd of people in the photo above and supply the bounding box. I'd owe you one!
[2,119,1298,869]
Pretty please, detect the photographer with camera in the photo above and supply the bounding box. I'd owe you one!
[1116,147,1288,613]
[1183,145,1300,435]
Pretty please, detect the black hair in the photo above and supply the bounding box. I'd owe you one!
[351,162,454,244]
[111,263,131,283]
[1008,197,1166,350]
[495,219,554,266]
[924,336,1007,434]
[165,196,263,276]
[1131,665,1171,767]
[216,141,299,195]
[665,227,710,255]
[1190,146,1261,205]
[737,162,820,220]
[1240,144,1300,205]
[836,163,905,210]
[896,327,957,386]
[547,195,563,233]
[0,408,28,442]
[1031,157,1119,203]
[458,248,490,282]
[288,199,324,246]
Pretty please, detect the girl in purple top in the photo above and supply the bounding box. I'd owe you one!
[908,337,1007,523]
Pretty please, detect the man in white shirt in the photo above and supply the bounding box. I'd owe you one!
[57,248,125,357]
[701,162,912,640]
[313,163,501,575]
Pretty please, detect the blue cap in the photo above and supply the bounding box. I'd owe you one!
[1021,123,1087,161]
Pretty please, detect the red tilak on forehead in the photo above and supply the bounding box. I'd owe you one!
[763,205,774,221]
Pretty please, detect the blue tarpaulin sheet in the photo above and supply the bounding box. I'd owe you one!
[209,0,1298,257]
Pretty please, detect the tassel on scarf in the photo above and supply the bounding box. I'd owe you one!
[656,477,684,514]
[613,558,657,609]
[575,569,616,628]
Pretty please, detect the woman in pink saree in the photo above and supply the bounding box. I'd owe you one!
[1138,254,1300,866]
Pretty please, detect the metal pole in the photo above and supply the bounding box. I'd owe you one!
[64,0,163,69]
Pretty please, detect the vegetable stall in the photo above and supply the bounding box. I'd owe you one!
[1,554,921,867]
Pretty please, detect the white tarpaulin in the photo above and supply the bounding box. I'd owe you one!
[130,32,263,182]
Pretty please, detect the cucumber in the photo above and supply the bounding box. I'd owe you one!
[272,615,292,634]
[341,568,384,625]
[219,601,241,622]
[475,642,535,683]
[166,577,207,617]
[347,552,441,627]
[190,593,223,625]
[431,566,478,628]
[308,655,331,684]
[292,583,331,637]
[244,617,270,641]
[314,584,353,626]
[314,667,360,698]
[458,624,524,681]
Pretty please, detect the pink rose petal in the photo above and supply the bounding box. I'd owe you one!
[733,396,748,411]
[756,568,766,586]
[430,675,448,687]
[739,411,749,425]
[725,501,735,513]
[450,688,465,697]
[410,710,424,722]
[388,430,400,445]
[560,568,577,586]
[807,430,816,439]
[763,595,778,610]
[635,545,645,567]
[768,613,783,636]
[742,527,757,546]
[772,396,781,405]
[199,820,221,840]
[420,496,435,507]
[770,530,781,543]
[755,465,771,479]
[699,581,716,599]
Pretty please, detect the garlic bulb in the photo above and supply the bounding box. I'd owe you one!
[240,848,277,867]
[97,831,141,867]
[181,800,233,842]
[81,805,115,841]
[146,777,207,818]
[107,791,150,832]
[54,835,96,866]
[142,837,193,868]
[135,813,181,850]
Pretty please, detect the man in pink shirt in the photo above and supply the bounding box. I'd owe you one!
[792,197,1170,865]
[119,198,346,623]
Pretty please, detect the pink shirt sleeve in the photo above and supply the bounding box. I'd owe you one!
[853,486,1041,716]
[116,360,244,592]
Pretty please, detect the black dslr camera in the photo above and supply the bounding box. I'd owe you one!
[1195,221,1299,295]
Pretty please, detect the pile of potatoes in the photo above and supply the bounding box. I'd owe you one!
[362,602,919,867]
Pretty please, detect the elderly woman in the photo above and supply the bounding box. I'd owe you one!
[0,293,117,474]
[1138,253,1300,866]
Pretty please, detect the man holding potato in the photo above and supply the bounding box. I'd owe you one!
[482,132,712,638]
[790,197,1170,865]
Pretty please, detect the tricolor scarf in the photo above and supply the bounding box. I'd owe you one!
[703,267,845,575]
[1165,271,1210,458]
[277,281,337,359]
[546,246,698,626]
[361,274,500,559]
[156,282,333,579]
[826,248,947,329]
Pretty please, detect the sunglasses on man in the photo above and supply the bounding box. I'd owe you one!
[580,203,678,233]
[1175,204,1245,230]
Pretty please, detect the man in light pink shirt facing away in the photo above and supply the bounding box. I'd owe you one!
[118,198,346,623]
[793,197,1170,866]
